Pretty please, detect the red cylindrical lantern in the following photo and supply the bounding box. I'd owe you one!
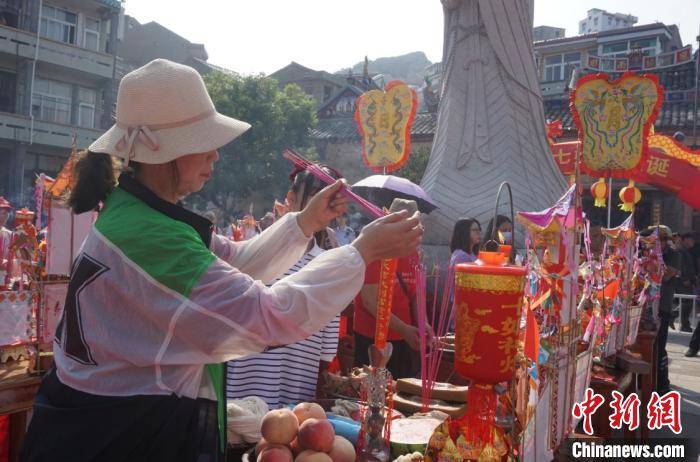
[618,180,641,212]
[590,177,608,208]
[452,252,527,451]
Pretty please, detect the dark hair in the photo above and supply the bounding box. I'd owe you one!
[290,165,343,250]
[484,214,512,243]
[68,151,120,214]
[450,218,481,254]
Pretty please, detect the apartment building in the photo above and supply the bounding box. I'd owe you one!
[579,8,637,35]
[0,0,121,206]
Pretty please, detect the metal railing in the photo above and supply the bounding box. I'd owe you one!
[0,24,113,79]
[673,293,700,327]
[0,111,101,149]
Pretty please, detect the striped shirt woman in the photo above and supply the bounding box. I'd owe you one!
[226,243,339,408]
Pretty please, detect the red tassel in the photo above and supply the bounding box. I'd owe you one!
[458,383,498,445]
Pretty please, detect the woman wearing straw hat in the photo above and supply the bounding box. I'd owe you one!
[20,59,422,462]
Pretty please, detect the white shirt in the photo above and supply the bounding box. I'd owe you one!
[334,224,356,247]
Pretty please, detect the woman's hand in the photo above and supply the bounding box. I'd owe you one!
[352,211,423,264]
[297,180,350,236]
[399,323,422,351]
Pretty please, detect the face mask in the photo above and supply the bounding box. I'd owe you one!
[500,231,513,244]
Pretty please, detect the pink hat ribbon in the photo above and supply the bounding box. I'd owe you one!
[114,109,216,158]
[116,125,160,154]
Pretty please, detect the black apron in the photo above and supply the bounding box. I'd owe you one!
[20,369,221,462]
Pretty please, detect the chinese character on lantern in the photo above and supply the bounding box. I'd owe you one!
[647,156,670,177]
[572,388,606,435]
[647,391,682,434]
[609,391,641,431]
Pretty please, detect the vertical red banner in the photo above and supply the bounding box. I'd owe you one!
[374,258,397,349]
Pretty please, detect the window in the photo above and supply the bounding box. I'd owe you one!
[323,85,332,101]
[78,87,96,128]
[563,52,581,81]
[601,58,615,71]
[0,10,19,28]
[84,17,100,51]
[544,55,563,82]
[40,4,76,44]
[0,71,15,113]
[602,42,628,56]
[630,38,657,56]
[31,77,71,124]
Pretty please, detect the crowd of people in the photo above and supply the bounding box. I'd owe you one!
[660,230,700,359]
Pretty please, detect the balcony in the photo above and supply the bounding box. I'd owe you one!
[540,80,568,97]
[0,24,113,79]
[0,111,101,149]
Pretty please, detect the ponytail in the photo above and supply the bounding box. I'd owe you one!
[67,151,120,214]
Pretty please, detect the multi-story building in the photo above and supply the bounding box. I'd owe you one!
[533,22,694,141]
[533,26,565,42]
[120,16,215,76]
[269,62,345,109]
[534,22,699,230]
[579,8,637,35]
[0,0,121,206]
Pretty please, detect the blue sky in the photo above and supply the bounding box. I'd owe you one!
[125,0,700,75]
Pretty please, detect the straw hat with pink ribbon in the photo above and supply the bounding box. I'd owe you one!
[89,59,251,164]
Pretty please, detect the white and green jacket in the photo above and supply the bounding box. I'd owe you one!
[42,174,365,459]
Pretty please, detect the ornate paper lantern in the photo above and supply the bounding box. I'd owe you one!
[452,252,527,451]
[354,80,417,173]
[590,178,608,208]
[571,72,663,178]
[618,180,641,212]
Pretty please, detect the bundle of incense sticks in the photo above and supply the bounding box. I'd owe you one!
[282,149,385,218]
[420,263,457,411]
[416,261,428,408]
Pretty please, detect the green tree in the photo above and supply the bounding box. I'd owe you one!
[395,144,431,184]
[191,71,317,217]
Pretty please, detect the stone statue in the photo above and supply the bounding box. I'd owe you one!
[421,0,567,245]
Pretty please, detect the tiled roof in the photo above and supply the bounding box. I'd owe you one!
[313,100,698,142]
[311,112,437,141]
[544,101,700,132]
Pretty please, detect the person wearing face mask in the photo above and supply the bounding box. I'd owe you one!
[225,165,345,409]
[20,59,423,462]
[483,214,513,248]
